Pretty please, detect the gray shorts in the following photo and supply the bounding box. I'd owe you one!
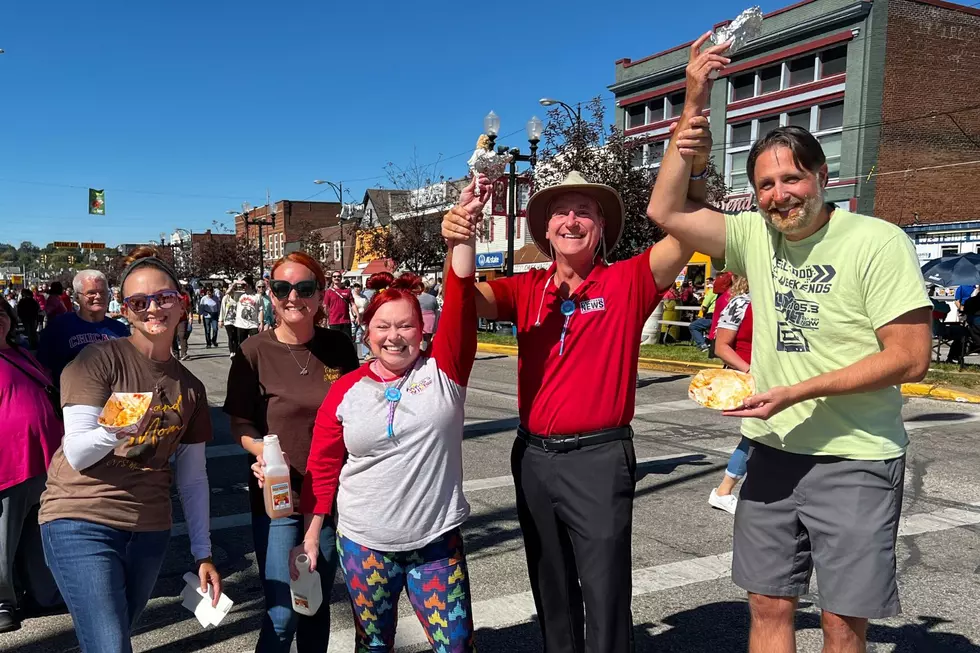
[732,441,905,619]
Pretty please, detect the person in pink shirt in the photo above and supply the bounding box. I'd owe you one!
[0,296,63,632]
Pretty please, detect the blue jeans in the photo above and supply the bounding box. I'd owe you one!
[202,315,219,346]
[40,519,170,653]
[726,437,752,479]
[252,513,338,653]
[690,317,712,348]
[353,325,368,359]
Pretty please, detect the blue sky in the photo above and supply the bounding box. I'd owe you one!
[1,0,793,246]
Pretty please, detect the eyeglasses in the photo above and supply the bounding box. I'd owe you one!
[83,291,108,299]
[123,290,181,312]
[270,280,319,300]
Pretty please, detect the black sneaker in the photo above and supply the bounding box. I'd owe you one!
[0,606,20,633]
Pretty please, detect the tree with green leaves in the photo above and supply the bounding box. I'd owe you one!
[534,96,727,262]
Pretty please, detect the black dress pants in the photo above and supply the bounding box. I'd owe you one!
[511,436,637,653]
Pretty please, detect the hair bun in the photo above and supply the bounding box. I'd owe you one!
[391,272,424,295]
[366,271,395,291]
[122,245,162,268]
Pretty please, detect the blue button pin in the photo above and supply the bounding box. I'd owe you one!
[384,387,402,402]
[560,300,576,317]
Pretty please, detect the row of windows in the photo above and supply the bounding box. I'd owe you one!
[267,232,285,260]
[627,99,845,187]
[729,45,847,103]
[726,100,844,191]
[624,44,847,132]
[625,91,686,130]
[319,241,344,261]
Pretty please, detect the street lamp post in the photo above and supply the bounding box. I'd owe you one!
[312,180,350,272]
[227,201,276,280]
[484,112,543,276]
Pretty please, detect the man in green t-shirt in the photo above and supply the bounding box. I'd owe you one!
[646,34,932,653]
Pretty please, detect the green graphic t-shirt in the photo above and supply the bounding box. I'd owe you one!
[724,206,930,460]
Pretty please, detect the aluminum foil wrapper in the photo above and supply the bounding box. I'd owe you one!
[468,147,512,182]
[709,6,763,78]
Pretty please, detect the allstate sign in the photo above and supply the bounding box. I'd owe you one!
[476,251,505,269]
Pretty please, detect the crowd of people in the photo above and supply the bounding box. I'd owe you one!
[0,32,938,653]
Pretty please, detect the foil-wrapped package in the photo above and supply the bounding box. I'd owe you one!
[468,135,513,181]
[709,6,763,78]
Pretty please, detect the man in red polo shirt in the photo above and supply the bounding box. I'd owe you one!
[441,123,712,652]
[322,271,356,339]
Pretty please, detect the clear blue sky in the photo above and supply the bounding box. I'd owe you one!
[1,0,790,247]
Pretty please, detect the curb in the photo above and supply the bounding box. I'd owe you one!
[899,383,980,404]
[476,343,980,403]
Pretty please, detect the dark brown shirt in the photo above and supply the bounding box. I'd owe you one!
[223,327,358,516]
[39,338,212,531]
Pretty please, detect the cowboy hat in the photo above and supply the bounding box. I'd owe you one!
[525,170,625,259]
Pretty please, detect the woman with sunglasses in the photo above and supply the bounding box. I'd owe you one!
[224,251,358,653]
[38,247,221,653]
[284,176,488,652]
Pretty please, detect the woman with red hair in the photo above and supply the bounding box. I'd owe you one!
[224,250,359,652]
[280,176,489,651]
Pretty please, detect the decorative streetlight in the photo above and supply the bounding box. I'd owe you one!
[539,97,581,126]
[227,199,276,280]
[313,180,353,271]
[483,112,542,276]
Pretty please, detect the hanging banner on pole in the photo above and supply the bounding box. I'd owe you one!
[490,175,533,217]
[88,189,106,215]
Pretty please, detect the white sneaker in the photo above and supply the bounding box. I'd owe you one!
[709,489,738,515]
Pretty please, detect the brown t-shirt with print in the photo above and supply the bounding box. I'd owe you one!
[39,338,212,531]
[223,327,358,517]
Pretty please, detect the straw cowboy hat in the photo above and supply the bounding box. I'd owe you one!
[525,170,625,259]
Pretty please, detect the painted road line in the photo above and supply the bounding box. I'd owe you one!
[325,501,980,652]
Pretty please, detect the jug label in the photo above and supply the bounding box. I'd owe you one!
[271,483,292,511]
[293,594,310,610]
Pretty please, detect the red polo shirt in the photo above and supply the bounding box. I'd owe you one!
[488,247,663,436]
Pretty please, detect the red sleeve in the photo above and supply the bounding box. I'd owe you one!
[486,274,521,323]
[430,267,477,386]
[300,370,362,515]
[628,246,665,315]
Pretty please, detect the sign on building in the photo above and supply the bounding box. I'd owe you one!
[720,194,755,213]
[80,242,107,249]
[476,251,505,269]
[52,241,81,249]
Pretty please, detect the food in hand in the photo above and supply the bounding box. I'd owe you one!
[98,392,153,430]
[707,6,763,78]
[688,369,756,410]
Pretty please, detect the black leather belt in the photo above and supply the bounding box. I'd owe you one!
[517,425,633,453]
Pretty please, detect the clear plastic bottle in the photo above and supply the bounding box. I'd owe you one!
[290,553,322,615]
[262,435,294,519]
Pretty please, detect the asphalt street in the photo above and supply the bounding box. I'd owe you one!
[6,327,980,653]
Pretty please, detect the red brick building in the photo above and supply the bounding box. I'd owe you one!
[234,200,342,270]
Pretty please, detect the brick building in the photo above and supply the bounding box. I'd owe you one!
[610,0,980,263]
[234,200,342,271]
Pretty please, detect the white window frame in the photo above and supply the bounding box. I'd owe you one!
[724,99,844,191]
[630,139,670,170]
[334,240,342,261]
[728,45,848,103]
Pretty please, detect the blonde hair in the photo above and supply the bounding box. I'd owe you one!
[729,275,749,296]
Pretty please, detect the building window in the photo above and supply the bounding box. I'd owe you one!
[319,243,328,261]
[334,241,342,261]
[630,139,668,169]
[729,45,847,102]
[819,45,847,78]
[627,104,646,129]
[648,100,665,123]
[941,245,959,257]
[725,99,845,190]
[667,92,686,118]
[788,56,816,87]
[759,65,782,94]
[732,73,756,102]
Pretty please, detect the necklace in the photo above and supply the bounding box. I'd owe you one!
[373,360,410,438]
[283,342,313,376]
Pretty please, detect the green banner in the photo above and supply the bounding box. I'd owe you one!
[88,188,105,215]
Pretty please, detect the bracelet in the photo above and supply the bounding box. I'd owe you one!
[690,167,709,181]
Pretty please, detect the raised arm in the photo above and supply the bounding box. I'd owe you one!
[647,32,732,260]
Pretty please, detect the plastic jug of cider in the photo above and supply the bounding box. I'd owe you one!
[262,435,294,519]
[290,553,322,615]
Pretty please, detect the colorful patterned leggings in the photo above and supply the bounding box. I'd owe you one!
[337,528,475,652]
